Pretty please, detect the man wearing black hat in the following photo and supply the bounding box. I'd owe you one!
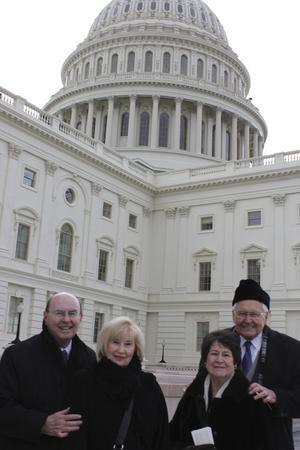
[232,279,300,450]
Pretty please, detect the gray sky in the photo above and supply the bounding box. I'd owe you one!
[1,0,299,155]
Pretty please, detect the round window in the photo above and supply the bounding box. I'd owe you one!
[65,188,75,204]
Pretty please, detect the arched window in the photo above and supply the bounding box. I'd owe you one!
[76,121,82,131]
[190,6,196,17]
[92,118,96,138]
[145,51,153,72]
[111,53,118,73]
[127,51,135,72]
[124,2,130,13]
[164,1,170,11]
[137,1,143,11]
[212,64,217,83]
[75,68,79,81]
[234,78,237,92]
[163,52,171,73]
[96,57,103,76]
[177,3,183,13]
[139,112,150,145]
[224,70,229,87]
[121,112,129,136]
[180,55,188,76]
[180,115,188,150]
[159,112,169,147]
[150,1,156,10]
[102,115,107,142]
[84,62,90,79]
[226,130,231,160]
[57,223,73,272]
[197,58,204,79]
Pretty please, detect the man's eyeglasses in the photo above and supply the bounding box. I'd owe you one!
[235,311,266,319]
[48,310,80,318]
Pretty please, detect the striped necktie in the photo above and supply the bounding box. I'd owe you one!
[241,341,252,375]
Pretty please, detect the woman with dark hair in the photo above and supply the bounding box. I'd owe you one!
[63,316,169,450]
[170,330,267,450]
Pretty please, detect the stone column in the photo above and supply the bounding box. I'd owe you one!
[162,208,177,290]
[86,100,94,137]
[244,122,250,160]
[94,103,102,141]
[196,102,203,154]
[28,288,47,336]
[35,161,58,275]
[222,200,236,289]
[128,95,137,147]
[272,194,286,290]
[174,98,182,150]
[253,129,259,157]
[176,207,190,290]
[231,115,237,160]
[105,97,114,146]
[70,104,78,128]
[0,144,22,260]
[258,135,263,156]
[150,95,159,148]
[215,108,222,159]
[207,116,213,157]
[0,280,9,338]
[114,195,128,287]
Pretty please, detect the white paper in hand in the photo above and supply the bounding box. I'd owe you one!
[191,426,214,445]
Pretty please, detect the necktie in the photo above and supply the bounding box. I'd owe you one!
[241,341,252,375]
[61,350,68,365]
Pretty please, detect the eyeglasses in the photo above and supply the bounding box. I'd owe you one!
[48,310,80,318]
[235,311,266,319]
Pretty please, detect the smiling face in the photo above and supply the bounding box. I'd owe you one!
[106,329,136,367]
[43,293,82,347]
[233,300,268,340]
[206,341,235,384]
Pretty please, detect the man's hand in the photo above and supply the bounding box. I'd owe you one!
[41,407,82,438]
[249,382,277,404]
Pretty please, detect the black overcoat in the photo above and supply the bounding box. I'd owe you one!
[250,326,300,450]
[63,355,169,450]
[170,368,267,450]
[0,330,96,450]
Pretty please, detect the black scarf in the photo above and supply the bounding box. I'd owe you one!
[95,353,141,401]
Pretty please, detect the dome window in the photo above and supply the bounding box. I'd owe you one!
[211,64,217,83]
[159,113,169,147]
[124,3,130,13]
[145,51,153,72]
[190,7,196,17]
[127,51,135,72]
[180,55,188,76]
[65,188,75,205]
[121,112,129,136]
[137,2,143,11]
[84,62,90,79]
[102,115,107,143]
[197,59,204,79]
[180,116,188,150]
[177,3,183,14]
[201,11,207,22]
[164,2,170,11]
[113,6,118,16]
[111,54,118,74]
[224,70,229,87]
[139,112,150,146]
[96,57,103,76]
[150,1,156,10]
[163,52,171,73]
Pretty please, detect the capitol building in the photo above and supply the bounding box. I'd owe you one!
[0,0,300,365]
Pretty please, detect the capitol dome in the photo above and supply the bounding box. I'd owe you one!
[44,0,267,170]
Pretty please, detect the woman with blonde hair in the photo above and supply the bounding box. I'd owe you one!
[64,316,169,450]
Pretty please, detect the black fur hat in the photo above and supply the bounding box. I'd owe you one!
[232,279,270,309]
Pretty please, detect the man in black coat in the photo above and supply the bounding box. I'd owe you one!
[0,292,96,450]
[232,279,300,450]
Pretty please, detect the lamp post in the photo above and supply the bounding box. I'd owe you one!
[10,302,24,344]
[159,340,166,364]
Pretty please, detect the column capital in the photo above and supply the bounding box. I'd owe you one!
[91,182,102,196]
[45,160,58,176]
[8,143,22,160]
[223,200,236,211]
[152,95,160,101]
[273,194,286,206]
[178,206,190,217]
[165,207,177,218]
[119,195,128,208]
[143,206,152,217]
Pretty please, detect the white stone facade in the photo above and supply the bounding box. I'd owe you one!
[0,0,299,364]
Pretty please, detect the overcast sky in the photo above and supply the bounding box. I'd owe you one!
[1,0,299,156]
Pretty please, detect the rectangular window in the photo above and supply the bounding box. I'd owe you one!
[98,250,108,281]
[7,296,23,333]
[102,202,112,219]
[15,224,30,260]
[125,258,134,288]
[247,259,261,284]
[23,168,36,188]
[247,210,261,226]
[93,312,104,343]
[199,262,211,291]
[196,321,209,352]
[201,216,213,231]
[128,213,137,229]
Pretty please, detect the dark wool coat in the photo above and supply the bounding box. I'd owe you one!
[249,326,300,450]
[0,329,96,450]
[169,369,267,450]
[63,354,170,450]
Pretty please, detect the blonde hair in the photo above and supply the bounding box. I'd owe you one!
[96,316,145,362]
